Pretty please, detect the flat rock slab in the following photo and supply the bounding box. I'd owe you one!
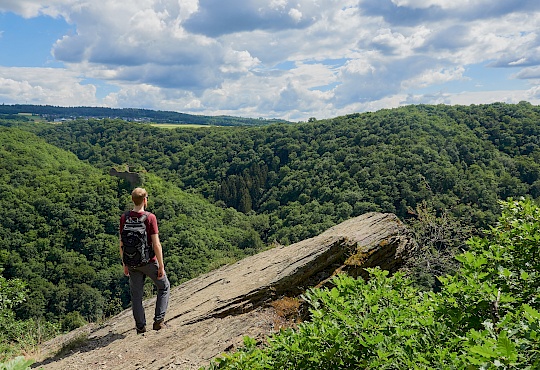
[33,212,416,370]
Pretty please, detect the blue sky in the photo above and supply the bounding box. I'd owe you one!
[0,0,539,121]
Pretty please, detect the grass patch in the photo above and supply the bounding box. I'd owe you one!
[18,113,46,122]
[270,297,302,330]
[55,333,89,358]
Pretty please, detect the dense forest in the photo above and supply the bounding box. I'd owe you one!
[0,104,287,126]
[2,101,540,361]
[0,128,266,358]
[33,101,540,243]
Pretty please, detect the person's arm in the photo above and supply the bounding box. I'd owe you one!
[120,239,129,276]
[151,234,166,279]
[119,215,129,276]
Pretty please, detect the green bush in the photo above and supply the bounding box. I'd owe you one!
[0,356,33,370]
[204,198,540,369]
[0,272,59,362]
[61,311,87,332]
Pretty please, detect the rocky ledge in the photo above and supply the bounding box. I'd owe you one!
[33,212,417,370]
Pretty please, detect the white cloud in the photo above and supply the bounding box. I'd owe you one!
[102,83,166,109]
[0,0,50,18]
[288,8,302,22]
[390,0,487,10]
[220,50,261,74]
[515,66,540,79]
[0,0,539,120]
[528,85,540,99]
[0,66,99,105]
[369,26,430,56]
[402,66,467,89]
[269,0,287,10]
[446,89,540,106]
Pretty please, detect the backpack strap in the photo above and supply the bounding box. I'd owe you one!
[124,211,149,222]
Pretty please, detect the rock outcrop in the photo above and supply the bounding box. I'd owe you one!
[33,212,417,370]
[109,168,142,187]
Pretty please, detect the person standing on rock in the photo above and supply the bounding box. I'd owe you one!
[120,187,170,334]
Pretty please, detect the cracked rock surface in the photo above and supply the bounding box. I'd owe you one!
[33,212,416,370]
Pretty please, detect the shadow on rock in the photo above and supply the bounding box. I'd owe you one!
[31,331,125,369]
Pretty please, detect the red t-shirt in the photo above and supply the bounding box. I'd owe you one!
[120,211,159,261]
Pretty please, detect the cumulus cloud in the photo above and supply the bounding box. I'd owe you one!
[362,0,540,24]
[0,0,540,120]
[288,8,302,23]
[332,56,424,107]
[363,26,430,56]
[402,66,467,89]
[515,66,540,79]
[0,0,53,18]
[0,66,99,105]
[183,0,318,37]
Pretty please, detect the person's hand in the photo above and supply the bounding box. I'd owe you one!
[123,264,130,276]
[157,266,165,280]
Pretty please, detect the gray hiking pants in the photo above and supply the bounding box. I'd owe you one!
[128,260,170,329]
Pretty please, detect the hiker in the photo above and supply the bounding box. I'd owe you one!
[119,187,170,334]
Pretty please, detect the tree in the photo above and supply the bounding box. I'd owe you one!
[0,271,26,315]
[0,272,58,362]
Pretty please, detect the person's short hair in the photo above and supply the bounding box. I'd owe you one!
[132,187,148,206]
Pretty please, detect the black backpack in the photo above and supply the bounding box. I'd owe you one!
[121,211,153,267]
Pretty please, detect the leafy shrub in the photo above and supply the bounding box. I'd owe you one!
[0,357,33,370]
[438,197,540,367]
[204,198,540,369]
[0,272,59,361]
[61,311,87,332]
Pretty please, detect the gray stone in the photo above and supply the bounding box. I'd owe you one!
[34,212,416,370]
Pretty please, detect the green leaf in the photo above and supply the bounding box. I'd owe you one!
[0,356,34,370]
[496,333,517,362]
[523,304,540,321]
[499,268,512,278]
[469,345,497,359]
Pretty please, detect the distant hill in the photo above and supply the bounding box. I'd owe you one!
[0,104,289,126]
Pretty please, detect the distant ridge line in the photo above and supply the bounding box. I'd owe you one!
[0,104,290,126]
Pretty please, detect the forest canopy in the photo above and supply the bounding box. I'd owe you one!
[31,101,540,244]
[2,101,540,360]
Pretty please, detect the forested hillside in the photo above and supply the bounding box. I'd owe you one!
[2,101,540,360]
[0,127,265,358]
[32,102,540,244]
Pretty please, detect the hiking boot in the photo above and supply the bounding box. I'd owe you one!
[153,320,167,331]
[136,326,146,334]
